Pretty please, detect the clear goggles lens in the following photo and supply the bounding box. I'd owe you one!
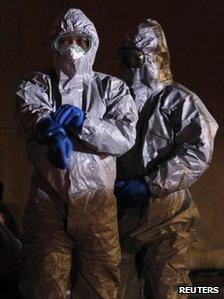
[118,49,145,68]
[54,31,92,53]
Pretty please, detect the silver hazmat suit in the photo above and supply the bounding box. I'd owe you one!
[15,9,138,299]
[116,19,218,299]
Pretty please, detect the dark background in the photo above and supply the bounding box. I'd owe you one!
[0,0,223,268]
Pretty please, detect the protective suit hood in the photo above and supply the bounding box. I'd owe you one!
[120,19,172,93]
[49,8,99,84]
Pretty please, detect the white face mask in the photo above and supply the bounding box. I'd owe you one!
[66,45,86,60]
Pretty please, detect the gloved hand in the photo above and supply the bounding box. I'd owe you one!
[114,179,150,208]
[36,117,73,169]
[53,104,85,128]
[36,117,66,145]
[47,134,73,169]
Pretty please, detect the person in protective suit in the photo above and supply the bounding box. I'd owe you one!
[115,19,218,299]
[15,9,138,299]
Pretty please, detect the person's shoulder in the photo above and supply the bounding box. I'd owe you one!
[94,71,127,85]
[161,82,201,109]
[18,70,53,89]
[94,71,129,93]
[166,82,199,99]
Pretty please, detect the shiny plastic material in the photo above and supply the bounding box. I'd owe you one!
[15,8,138,299]
[116,19,218,299]
[118,193,200,299]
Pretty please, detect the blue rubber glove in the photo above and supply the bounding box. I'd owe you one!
[36,117,66,145]
[114,179,150,208]
[53,104,85,128]
[36,117,73,169]
[47,134,73,169]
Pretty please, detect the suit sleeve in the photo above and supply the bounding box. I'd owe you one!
[145,93,218,197]
[15,72,54,140]
[75,78,138,157]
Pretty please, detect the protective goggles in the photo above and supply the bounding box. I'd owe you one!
[118,48,145,68]
[53,31,92,54]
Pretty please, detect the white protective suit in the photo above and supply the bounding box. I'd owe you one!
[116,19,218,299]
[15,9,138,299]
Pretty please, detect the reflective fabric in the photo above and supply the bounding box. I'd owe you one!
[15,8,138,299]
[116,18,218,298]
[117,17,218,199]
[20,177,121,299]
[118,192,200,299]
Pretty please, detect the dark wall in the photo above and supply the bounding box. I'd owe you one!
[0,0,223,267]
